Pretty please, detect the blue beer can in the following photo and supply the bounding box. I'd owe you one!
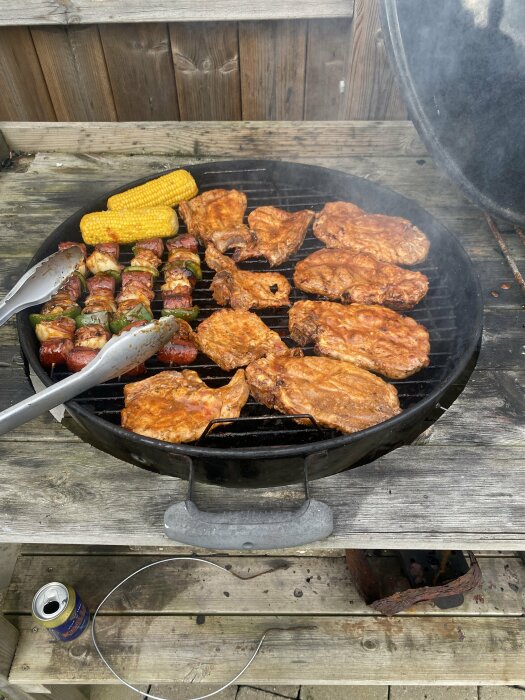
[32,581,89,641]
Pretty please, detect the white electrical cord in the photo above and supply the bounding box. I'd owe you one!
[91,556,306,700]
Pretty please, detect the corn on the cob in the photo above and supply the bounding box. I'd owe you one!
[80,207,178,245]
[107,170,198,211]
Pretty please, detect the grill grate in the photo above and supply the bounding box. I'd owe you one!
[48,165,462,449]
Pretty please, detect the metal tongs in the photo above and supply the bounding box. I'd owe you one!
[0,316,178,436]
[0,247,84,327]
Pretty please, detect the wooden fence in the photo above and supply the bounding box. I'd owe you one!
[0,0,407,122]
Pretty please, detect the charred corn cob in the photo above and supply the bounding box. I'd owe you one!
[107,170,198,211]
[80,207,178,245]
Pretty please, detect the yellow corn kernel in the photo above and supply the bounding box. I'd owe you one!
[107,170,198,211]
[80,207,178,245]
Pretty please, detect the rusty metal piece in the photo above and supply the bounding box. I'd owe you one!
[345,550,482,616]
[371,552,481,616]
[229,560,289,580]
[345,550,386,603]
[485,215,525,296]
[516,227,525,247]
[500,282,511,290]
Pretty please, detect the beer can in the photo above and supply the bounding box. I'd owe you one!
[32,581,89,641]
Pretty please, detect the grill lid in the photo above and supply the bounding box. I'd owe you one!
[380,0,525,225]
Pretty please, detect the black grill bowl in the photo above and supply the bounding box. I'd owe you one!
[17,160,483,488]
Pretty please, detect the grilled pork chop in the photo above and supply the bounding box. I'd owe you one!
[313,201,430,265]
[121,369,249,443]
[212,206,314,266]
[197,308,301,371]
[179,189,249,245]
[289,300,430,379]
[246,355,401,434]
[293,248,429,310]
[205,244,291,309]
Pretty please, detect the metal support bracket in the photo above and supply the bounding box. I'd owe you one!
[163,453,333,550]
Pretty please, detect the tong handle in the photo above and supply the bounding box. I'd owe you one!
[0,370,95,435]
[164,499,333,550]
[0,297,25,328]
[0,247,83,328]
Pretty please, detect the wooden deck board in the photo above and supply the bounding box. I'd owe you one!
[0,0,355,25]
[0,121,425,156]
[9,614,525,685]
[5,555,525,617]
[0,443,524,549]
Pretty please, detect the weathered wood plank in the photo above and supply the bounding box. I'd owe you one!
[304,18,354,120]
[88,686,147,700]
[0,443,524,549]
[169,22,241,121]
[0,121,426,156]
[30,25,117,121]
[478,309,525,370]
[10,614,525,685]
[427,371,525,447]
[0,28,56,121]
[98,24,180,121]
[0,544,21,606]
[34,688,87,700]
[0,366,81,443]
[239,21,307,120]
[0,616,19,677]
[345,0,407,119]
[0,130,9,162]
[0,1,354,25]
[0,616,38,700]
[5,555,525,617]
[17,544,514,557]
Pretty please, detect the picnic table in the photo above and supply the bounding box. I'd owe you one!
[0,121,523,698]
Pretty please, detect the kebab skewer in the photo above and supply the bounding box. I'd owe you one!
[30,242,87,370]
[107,238,166,376]
[157,234,200,366]
[65,242,121,372]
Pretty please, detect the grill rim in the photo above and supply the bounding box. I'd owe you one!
[17,159,484,462]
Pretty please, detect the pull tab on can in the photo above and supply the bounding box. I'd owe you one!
[32,581,90,641]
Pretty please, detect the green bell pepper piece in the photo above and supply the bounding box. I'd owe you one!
[109,304,153,334]
[127,265,159,277]
[160,306,199,321]
[184,261,202,281]
[29,305,81,328]
[73,271,88,292]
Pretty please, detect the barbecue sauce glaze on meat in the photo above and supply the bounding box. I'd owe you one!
[122,369,249,443]
[294,248,429,310]
[246,355,401,434]
[205,244,291,309]
[213,206,314,267]
[289,300,430,380]
[179,188,249,245]
[197,308,302,371]
[313,201,430,265]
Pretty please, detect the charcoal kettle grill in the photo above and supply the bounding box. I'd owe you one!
[17,160,483,548]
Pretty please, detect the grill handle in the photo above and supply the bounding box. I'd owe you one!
[164,453,334,550]
[164,499,333,550]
